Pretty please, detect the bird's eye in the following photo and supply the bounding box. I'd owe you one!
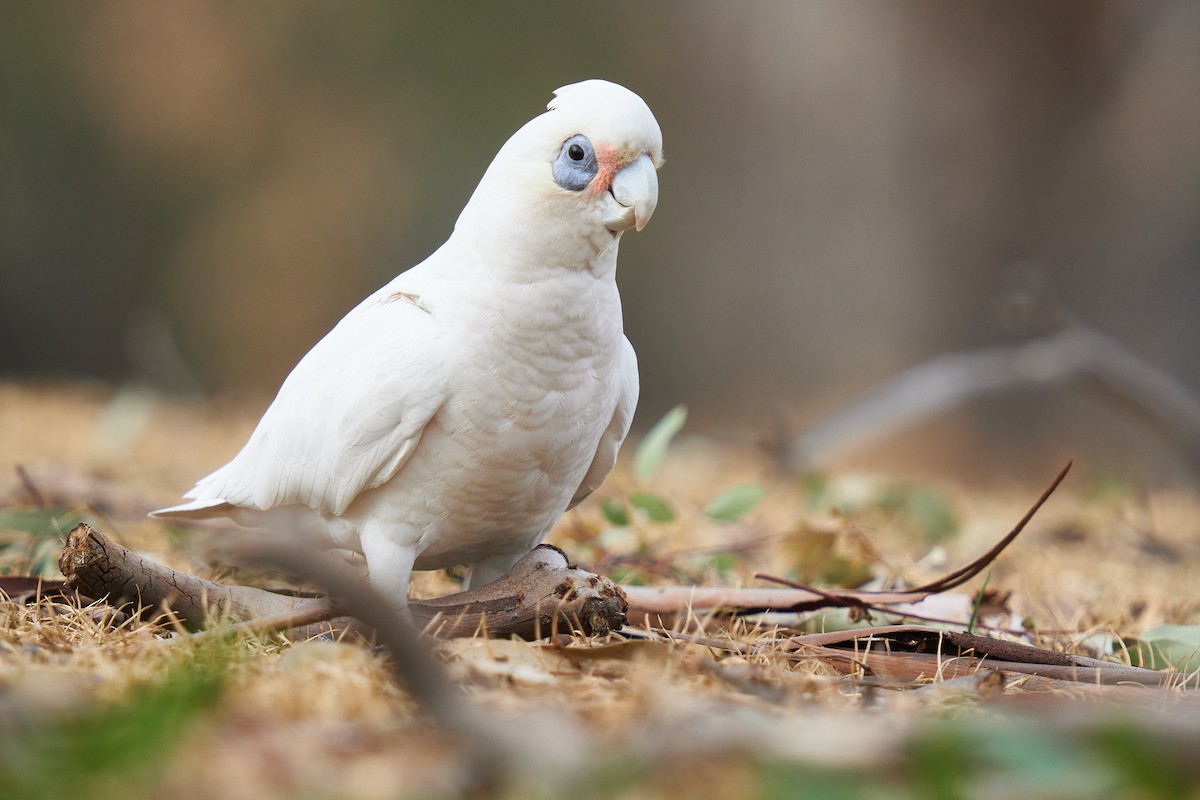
[552,134,598,192]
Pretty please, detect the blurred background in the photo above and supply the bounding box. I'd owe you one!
[3,1,1199,485]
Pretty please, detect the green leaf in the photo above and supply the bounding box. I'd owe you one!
[633,405,687,483]
[0,508,88,538]
[600,499,629,527]
[598,526,636,551]
[692,551,739,580]
[1127,624,1200,672]
[629,492,674,523]
[608,565,647,586]
[878,484,958,542]
[705,483,764,522]
[797,608,867,634]
[799,472,829,510]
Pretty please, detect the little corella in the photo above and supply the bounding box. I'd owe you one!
[153,80,662,611]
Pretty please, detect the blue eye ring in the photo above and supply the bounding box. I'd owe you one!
[552,134,598,191]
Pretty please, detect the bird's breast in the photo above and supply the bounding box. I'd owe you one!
[448,271,625,457]
[367,270,627,561]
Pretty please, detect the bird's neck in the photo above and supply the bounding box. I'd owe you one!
[445,217,621,283]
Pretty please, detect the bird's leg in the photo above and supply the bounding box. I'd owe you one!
[360,529,417,616]
[464,551,527,590]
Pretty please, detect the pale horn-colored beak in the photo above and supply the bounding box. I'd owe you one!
[605,154,659,233]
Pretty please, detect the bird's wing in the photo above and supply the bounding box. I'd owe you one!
[568,336,639,510]
[174,290,452,517]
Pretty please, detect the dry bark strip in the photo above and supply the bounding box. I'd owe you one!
[56,523,627,640]
[623,461,1072,626]
[642,625,1190,691]
[784,625,1195,689]
[0,576,75,605]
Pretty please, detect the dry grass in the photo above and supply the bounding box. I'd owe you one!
[2,381,1200,799]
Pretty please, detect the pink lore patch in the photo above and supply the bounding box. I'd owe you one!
[589,143,619,197]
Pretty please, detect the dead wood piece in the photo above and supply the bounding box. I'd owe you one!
[409,544,627,639]
[990,676,1200,708]
[788,625,1085,664]
[58,523,313,626]
[56,524,626,640]
[820,649,1185,689]
[785,625,1191,689]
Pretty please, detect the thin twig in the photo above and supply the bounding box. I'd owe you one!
[908,459,1071,593]
[751,573,877,621]
[15,465,45,509]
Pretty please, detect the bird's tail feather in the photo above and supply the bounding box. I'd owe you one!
[149,498,234,520]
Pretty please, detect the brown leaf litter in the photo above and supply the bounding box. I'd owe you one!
[2,382,1200,799]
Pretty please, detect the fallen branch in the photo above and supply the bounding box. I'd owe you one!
[626,625,1193,691]
[622,462,1070,625]
[786,325,1200,469]
[57,523,315,626]
[784,625,1194,689]
[56,524,627,640]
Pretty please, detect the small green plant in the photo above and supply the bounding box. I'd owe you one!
[0,506,94,577]
[632,404,687,484]
[705,483,765,522]
[602,405,765,527]
[967,569,991,635]
[801,473,959,543]
[1125,624,1200,672]
[0,640,233,800]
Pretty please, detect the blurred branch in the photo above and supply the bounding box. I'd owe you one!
[787,325,1200,470]
[229,538,481,743]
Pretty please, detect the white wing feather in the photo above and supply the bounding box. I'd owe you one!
[180,290,451,517]
[568,336,639,509]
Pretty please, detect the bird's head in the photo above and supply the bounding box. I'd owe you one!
[541,80,663,236]
[454,80,663,272]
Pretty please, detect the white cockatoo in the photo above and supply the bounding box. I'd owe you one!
[152,80,662,609]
